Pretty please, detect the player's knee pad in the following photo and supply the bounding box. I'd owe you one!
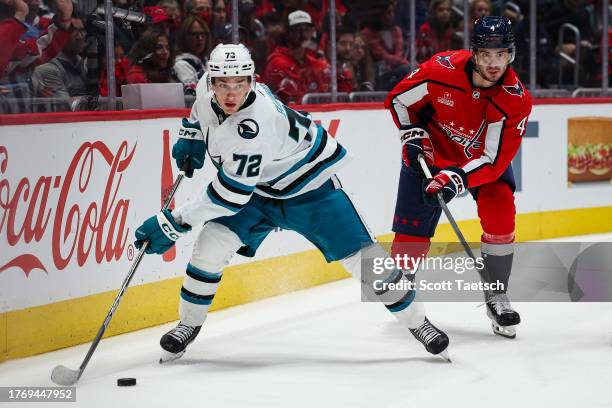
[190,222,243,273]
[477,181,515,239]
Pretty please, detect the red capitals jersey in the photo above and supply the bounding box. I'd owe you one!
[385,50,532,188]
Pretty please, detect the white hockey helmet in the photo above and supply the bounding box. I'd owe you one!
[207,43,256,92]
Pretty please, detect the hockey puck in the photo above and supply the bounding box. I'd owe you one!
[117,378,137,387]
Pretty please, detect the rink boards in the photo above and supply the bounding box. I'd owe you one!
[1,100,611,361]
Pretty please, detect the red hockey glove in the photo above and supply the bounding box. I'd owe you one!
[399,125,434,170]
[423,167,468,206]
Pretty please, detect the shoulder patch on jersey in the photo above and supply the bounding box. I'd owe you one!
[502,80,525,97]
[237,119,260,139]
[435,54,456,69]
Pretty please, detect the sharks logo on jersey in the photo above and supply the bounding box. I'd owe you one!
[435,54,455,69]
[503,80,525,97]
[237,119,259,139]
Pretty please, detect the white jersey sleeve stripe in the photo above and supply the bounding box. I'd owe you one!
[391,82,429,127]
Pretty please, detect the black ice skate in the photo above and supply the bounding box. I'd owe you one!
[485,292,521,339]
[159,322,201,363]
[409,317,451,362]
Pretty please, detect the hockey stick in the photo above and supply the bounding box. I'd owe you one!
[51,164,189,386]
[417,155,478,261]
[417,155,521,337]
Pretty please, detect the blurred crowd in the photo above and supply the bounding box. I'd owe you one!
[1,0,611,111]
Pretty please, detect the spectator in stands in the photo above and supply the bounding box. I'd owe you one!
[263,9,332,104]
[161,0,182,20]
[98,45,131,97]
[31,16,88,109]
[334,25,355,92]
[0,0,31,76]
[394,0,428,45]
[160,0,183,30]
[470,0,491,22]
[214,20,250,44]
[251,11,285,74]
[543,0,594,52]
[305,0,347,30]
[185,0,213,27]
[0,0,72,79]
[276,0,303,17]
[451,0,491,49]
[416,0,456,62]
[543,0,596,85]
[318,9,342,56]
[351,33,375,91]
[239,0,266,45]
[143,6,175,37]
[211,0,228,40]
[507,5,558,87]
[360,0,410,90]
[254,0,274,18]
[174,15,212,93]
[585,0,612,87]
[127,28,176,84]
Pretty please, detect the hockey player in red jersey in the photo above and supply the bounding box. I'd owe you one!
[384,16,532,338]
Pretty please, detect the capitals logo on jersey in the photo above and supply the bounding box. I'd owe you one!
[435,54,455,69]
[440,120,486,158]
[503,80,525,97]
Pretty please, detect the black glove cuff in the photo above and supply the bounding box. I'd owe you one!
[399,124,427,131]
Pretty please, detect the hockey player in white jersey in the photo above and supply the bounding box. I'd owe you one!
[134,43,450,362]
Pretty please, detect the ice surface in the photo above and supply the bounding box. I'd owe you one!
[1,234,611,408]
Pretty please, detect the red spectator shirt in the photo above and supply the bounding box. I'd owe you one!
[416,21,454,62]
[0,18,28,76]
[385,50,533,188]
[263,47,329,104]
[360,26,407,70]
[1,18,71,77]
[126,64,148,84]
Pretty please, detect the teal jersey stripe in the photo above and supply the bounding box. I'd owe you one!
[218,168,256,194]
[267,125,325,186]
[207,185,243,212]
[259,145,347,198]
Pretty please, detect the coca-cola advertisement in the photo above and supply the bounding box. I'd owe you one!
[0,119,201,312]
[567,117,612,185]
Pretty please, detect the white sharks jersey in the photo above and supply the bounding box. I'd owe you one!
[173,79,350,227]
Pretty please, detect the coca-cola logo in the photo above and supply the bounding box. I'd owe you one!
[0,141,136,277]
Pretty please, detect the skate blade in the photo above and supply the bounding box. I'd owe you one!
[491,322,516,339]
[438,349,452,363]
[159,350,185,364]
